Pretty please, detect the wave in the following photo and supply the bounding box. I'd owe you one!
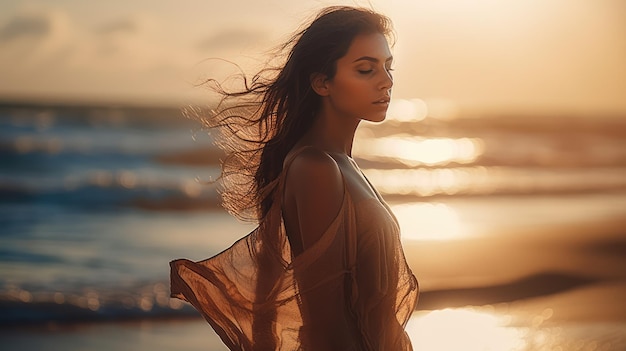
[0,270,609,327]
[0,102,195,130]
[0,281,199,327]
[0,179,221,211]
[0,134,216,164]
[2,102,626,210]
[2,167,626,213]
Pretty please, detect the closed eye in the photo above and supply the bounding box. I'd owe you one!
[358,69,374,74]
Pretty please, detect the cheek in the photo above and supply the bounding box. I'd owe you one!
[327,73,378,117]
[333,75,368,101]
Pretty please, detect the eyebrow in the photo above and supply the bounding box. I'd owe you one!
[352,56,394,63]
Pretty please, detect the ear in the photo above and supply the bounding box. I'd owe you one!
[310,72,330,97]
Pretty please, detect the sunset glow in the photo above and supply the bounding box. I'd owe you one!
[0,1,624,114]
[407,309,526,351]
[355,136,485,167]
[1,2,624,350]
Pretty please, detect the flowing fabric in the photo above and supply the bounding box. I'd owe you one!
[170,146,419,350]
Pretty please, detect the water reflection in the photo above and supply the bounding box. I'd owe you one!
[364,166,626,198]
[364,167,490,196]
[355,136,485,166]
[407,308,525,351]
[392,203,463,241]
[406,308,623,351]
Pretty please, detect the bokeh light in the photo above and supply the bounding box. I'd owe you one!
[355,136,485,167]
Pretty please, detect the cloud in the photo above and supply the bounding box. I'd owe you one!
[91,18,143,57]
[0,11,58,42]
[0,9,74,69]
[198,28,268,51]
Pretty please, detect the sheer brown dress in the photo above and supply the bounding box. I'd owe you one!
[170,146,419,350]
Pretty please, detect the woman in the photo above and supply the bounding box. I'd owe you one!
[170,6,419,350]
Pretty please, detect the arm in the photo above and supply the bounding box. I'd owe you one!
[283,148,354,349]
[283,148,344,255]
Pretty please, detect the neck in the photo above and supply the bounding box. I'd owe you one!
[300,105,360,157]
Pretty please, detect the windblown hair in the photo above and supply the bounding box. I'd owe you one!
[188,6,394,222]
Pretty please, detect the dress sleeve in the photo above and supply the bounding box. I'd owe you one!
[170,178,357,350]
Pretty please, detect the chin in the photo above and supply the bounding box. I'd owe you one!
[363,113,387,123]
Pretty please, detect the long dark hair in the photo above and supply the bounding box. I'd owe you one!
[189,6,394,222]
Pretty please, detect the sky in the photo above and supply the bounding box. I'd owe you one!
[0,0,624,116]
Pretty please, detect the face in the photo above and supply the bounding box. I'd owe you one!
[323,32,394,123]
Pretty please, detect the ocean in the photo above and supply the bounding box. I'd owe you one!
[0,101,625,350]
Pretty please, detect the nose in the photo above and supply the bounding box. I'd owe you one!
[379,69,393,91]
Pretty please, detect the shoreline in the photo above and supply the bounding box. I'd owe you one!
[3,269,624,329]
[2,283,624,351]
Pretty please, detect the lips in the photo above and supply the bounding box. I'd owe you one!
[373,97,391,104]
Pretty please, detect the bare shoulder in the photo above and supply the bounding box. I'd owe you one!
[283,147,344,249]
[285,147,344,196]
